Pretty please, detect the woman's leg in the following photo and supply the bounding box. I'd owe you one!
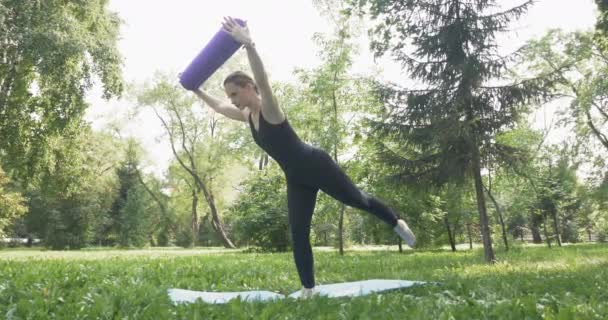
[287,181,319,289]
[312,149,399,227]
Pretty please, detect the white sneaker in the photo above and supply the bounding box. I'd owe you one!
[300,287,317,299]
[394,219,416,248]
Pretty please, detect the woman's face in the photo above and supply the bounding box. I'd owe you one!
[224,82,254,109]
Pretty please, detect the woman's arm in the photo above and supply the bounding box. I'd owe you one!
[193,89,246,122]
[222,17,285,123]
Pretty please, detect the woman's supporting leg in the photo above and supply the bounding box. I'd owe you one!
[312,149,399,227]
[287,181,319,289]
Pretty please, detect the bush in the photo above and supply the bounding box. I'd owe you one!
[229,169,290,252]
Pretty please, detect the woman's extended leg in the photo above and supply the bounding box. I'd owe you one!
[310,149,416,246]
[311,149,399,227]
[287,181,319,289]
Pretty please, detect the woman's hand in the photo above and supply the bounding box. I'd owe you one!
[221,16,253,47]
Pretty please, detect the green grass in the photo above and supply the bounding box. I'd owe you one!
[1,244,607,319]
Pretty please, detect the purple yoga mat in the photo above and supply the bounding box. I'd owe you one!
[179,19,246,90]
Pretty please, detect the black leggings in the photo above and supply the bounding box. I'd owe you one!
[285,147,400,289]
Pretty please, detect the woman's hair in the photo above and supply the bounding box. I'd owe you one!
[223,71,258,93]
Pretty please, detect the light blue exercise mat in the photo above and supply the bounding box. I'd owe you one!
[167,288,284,304]
[287,279,427,299]
[168,279,427,304]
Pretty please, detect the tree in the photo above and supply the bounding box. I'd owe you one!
[523,30,608,153]
[596,0,608,51]
[108,140,156,247]
[135,73,235,248]
[0,166,26,238]
[229,169,290,251]
[135,168,173,246]
[29,126,114,249]
[299,0,365,254]
[0,0,123,181]
[346,0,557,262]
[118,184,152,247]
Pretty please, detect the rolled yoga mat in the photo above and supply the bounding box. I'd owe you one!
[179,18,246,91]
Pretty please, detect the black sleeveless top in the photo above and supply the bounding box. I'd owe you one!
[248,112,313,172]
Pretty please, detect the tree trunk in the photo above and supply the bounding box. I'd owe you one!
[466,223,473,249]
[135,168,172,234]
[530,210,543,243]
[258,154,264,170]
[199,185,235,248]
[550,204,562,247]
[543,214,552,248]
[191,185,200,247]
[0,64,17,112]
[258,153,269,170]
[471,148,496,263]
[155,107,236,249]
[445,215,456,252]
[338,204,345,255]
[484,186,509,251]
[332,135,346,255]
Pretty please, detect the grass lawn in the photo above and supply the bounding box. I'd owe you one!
[1,243,606,319]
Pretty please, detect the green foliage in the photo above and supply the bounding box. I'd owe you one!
[229,169,290,252]
[108,143,142,246]
[140,173,174,247]
[0,167,26,238]
[44,198,94,250]
[23,127,120,249]
[596,0,608,51]
[0,244,607,319]
[522,30,608,155]
[345,0,556,186]
[118,185,153,248]
[289,16,394,250]
[0,0,123,181]
[135,71,244,248]
[343,0,568,262]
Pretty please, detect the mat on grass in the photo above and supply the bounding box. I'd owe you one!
[168,279,426,304]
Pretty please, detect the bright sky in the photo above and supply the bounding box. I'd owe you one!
[85,0,598,176]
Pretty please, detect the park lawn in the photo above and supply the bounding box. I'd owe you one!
[0,244,606,319]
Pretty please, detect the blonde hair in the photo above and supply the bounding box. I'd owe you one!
[223,71,258,93]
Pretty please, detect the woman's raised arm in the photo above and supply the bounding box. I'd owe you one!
[221,17,285,123]
[193,89,246,122]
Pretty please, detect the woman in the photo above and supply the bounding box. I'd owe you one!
[193,17,416,298]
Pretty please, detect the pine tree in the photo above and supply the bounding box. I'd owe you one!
[108,143,140,245]
[346,0,558,262]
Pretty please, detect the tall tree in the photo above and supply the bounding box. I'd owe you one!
[110,140,155,247]
[31,126,113,249]
[15,129,124,248]
[302,0,364,254]
[135,73,235,248]
[0,0,123,181]
[346,0,557,262]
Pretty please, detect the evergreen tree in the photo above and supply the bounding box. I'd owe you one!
[107,142,140,245]
[346,0,558,262]
[118,185,151,247]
